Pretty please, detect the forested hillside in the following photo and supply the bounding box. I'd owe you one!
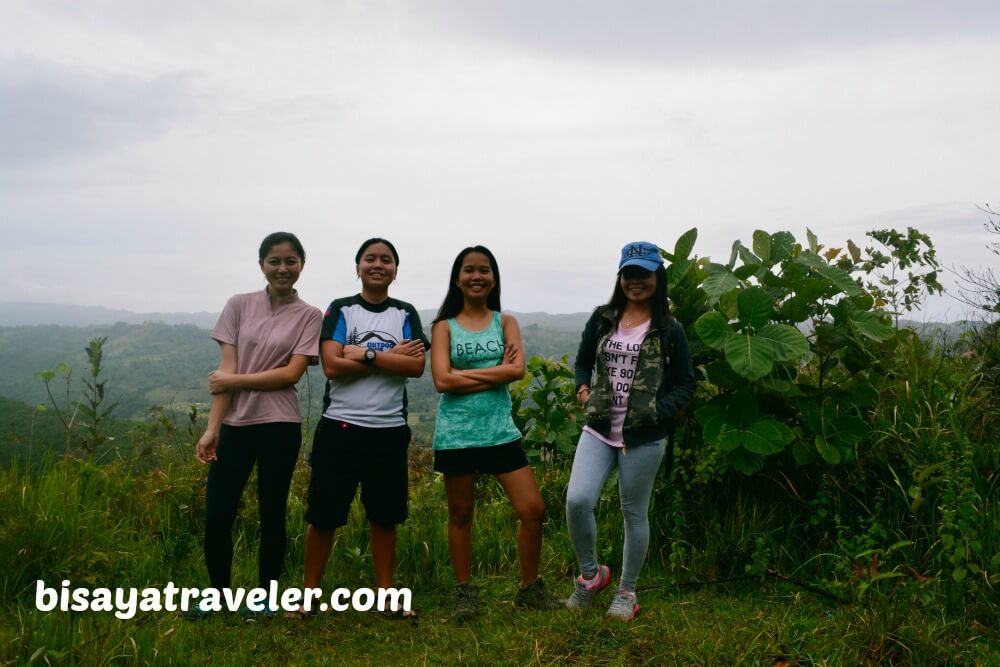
[0,318,585,450]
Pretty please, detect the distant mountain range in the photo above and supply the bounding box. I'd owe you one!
[0,302,221,329]
[0,301,594,332]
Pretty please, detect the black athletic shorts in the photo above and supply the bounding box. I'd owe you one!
[305,417,411,529]
[433,439,528,476]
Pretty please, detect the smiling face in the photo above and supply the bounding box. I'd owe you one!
[619,265,656,304]
[457,251,495,301]
[259,241,303,297]
[357,242,397,291]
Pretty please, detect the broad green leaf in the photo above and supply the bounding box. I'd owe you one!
[726,448,764,474]
[757,323,810,362]
[667,260,691,286]
[705,361,743,390]
[791,440,817,465]
[815,434,841,464]
[781,296,811,323]
[742,418,790,455]
[719,289,740,320]
[757,377,805,397]
[850,311,896,342]
[702,270,741,298]
[753,230,771,263]
[737,243,761,267]
[727,240,741,269]
[694,403,725,425]
[830,414,866,447]
[694,311,734,351]
[728,390,759,426]
[815,264,862,297]
[797,253,861,296]
[724,333,777,381]
[807,227,819,253]
[770,231,796,263]
[737,287,775,330]
[704,417,726,447]
[718,426,747,452]
[733,264,759,280]
[674,228,698,261]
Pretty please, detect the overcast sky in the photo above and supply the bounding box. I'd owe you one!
[2,1,998,320]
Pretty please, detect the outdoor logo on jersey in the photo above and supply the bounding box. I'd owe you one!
[347,328,398,351]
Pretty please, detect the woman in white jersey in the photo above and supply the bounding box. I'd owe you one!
[296,238,427,619]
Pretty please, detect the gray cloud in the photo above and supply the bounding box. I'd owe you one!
[419,0,1000,63]
[0,59,201,165]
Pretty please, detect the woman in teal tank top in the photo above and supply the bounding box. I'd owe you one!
[430,246,562,620]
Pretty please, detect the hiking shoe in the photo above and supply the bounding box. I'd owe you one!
[453,583,479,621]
[514,578,564,610]
[565,565,612,609]
[182,599,217,621]
[240,603,277,623]
[606,588,639,620]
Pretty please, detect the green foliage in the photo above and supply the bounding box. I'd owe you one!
[669,225,914,473]
[79,336,119,452]
[510,355,583,464]
[862,227,943,325]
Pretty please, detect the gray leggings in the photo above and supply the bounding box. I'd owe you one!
[566,429,665,592]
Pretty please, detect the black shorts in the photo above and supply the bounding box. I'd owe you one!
[305,418,411,529]
[433,439,528,476]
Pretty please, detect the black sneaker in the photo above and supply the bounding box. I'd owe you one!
[514,578,563,610]
[453,583,479,621]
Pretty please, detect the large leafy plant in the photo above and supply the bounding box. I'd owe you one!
[665,227,934,473]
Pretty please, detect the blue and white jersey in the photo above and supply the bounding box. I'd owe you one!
[320,295,428,427]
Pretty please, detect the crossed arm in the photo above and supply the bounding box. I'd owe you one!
[430,315,526,394]
[321,338,426,380]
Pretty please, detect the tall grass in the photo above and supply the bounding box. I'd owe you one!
[2,327,998,664]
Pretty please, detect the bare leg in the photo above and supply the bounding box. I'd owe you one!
[303,524,335,591]
[370,521,397,589]
[495,466,546,587]
[443,474,476,583]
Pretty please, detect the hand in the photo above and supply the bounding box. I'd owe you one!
[576,384,590,407]
[388,340,424,358]
[208,370,236,395]
[503,343,520,365]
[196,430,218,463]
[342,345,367,362]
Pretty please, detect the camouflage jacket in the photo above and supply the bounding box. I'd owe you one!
[574,307,696,447]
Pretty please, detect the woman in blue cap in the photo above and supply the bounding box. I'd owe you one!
[565,241,696,619]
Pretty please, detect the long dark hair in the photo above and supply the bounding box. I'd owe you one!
[434,246,502,323]
[605,265,672,330]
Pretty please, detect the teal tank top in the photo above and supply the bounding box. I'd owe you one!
[433,311,523,450]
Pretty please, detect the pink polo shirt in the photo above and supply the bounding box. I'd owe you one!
[211,289,322,426]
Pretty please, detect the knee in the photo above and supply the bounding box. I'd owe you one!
[205,502,238,531]
[448,503,474,530]
[566,492,593,519]
[517,496,545,525]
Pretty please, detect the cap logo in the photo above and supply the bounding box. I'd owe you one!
[625,244,646,258]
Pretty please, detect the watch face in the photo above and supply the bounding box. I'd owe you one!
[364,349,376,363]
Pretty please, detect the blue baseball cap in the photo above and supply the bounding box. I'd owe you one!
[618,241,664,272]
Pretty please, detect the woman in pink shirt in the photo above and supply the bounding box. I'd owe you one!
[565,241,695,620]
[191,232,322,617]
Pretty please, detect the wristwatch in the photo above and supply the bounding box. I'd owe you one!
[364,349,377,364]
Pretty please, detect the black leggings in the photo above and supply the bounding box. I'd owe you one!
[204,422,301,589]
